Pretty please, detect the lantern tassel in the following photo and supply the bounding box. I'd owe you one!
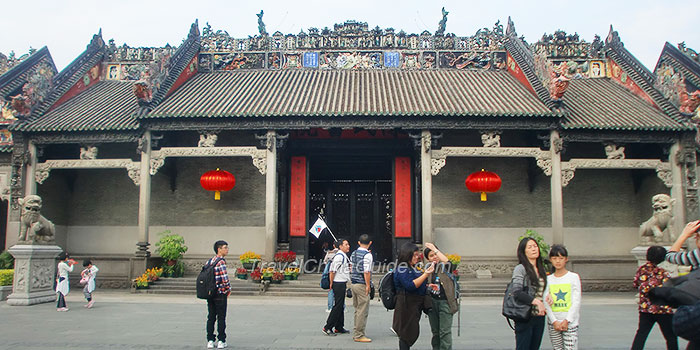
[480,192,487,202]
[215,191,221,201]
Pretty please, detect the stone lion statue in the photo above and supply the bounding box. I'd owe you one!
[198,133,217,147]
[604,144,625,159]
[17,195,55,243]
[80,146,98,160]
[639,194,675,244]
[481,132,500,148]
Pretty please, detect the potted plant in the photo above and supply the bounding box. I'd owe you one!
[239,251,261,270]
[250,268,262,283]
[446,254,461,267]
[0,268,13,301]
[274,251,297,270]
[236,267,248,280]
[451,268,460,281]
[134,275,149,289]
[261,267,274,281]
[272,271,284,284]
[284,267,300,280]
[155,230,188,277]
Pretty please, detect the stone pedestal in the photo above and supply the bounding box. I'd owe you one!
[476,269,492,279]
[6,244,63,306]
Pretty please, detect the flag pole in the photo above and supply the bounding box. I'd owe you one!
[319,214,338,242]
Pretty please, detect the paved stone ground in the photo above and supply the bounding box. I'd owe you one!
[0,291,688,350]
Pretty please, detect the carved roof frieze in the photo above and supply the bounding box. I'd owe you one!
[149,146,267,175]
[198,20,508,72]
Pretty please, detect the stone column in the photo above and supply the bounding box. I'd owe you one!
[669,141,686,239]
[421,130,433,244]
[265,130,278,260]
[6,244,63,306]
[136,131,151,257]
[24,141,37,196]
[550,130,564,245]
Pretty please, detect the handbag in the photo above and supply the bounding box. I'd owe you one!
[502,279,532,324]
[346,288,352,298]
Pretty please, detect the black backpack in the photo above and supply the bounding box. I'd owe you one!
[196,257,222,299]
[379,271,397,310]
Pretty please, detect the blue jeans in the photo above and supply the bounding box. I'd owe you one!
[515,315,545,350]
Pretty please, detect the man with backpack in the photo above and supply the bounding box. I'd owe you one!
[350,234,374,343]
[205,240,231,349]
[323,239,351,336]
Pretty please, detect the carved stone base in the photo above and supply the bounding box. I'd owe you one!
[6,244,63,306]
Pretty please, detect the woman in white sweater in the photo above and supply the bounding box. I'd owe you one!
[543,245,582,350]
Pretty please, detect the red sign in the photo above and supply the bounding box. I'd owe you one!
[289,157,307,237]
[394,157,412,238]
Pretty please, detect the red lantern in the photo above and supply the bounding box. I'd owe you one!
[200,168,236,200]
[465,169,501,202]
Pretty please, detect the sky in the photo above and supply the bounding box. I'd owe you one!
[1,0,698,72]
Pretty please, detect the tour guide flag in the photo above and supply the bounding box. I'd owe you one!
[309,217,328,238]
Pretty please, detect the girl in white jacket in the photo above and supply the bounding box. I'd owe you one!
[56,252,77,311]
[80,259,99,308]
[544,245,582,350]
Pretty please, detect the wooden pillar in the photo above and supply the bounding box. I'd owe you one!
[265,130,278,260]
[136,131,151,257]
[550,130,564,245]
[420,130,433,244]
[24,141,37,196]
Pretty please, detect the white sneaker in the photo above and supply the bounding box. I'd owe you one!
[217,341,227,349]
[207,340,215,349]
[325,308,331,313]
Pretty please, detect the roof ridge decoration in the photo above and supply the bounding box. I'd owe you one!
[134,20,201,109]
[197,18,508,72]
[24,30,108,123]
[604,25,687,124]
[0,47,57,120]
[655,42,700,120]
[503,17,556,110]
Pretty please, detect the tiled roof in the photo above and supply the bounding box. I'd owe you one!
[17,81,139,132]
[562,78,693,131]
[145,69,555,119]
[656,42,700,89]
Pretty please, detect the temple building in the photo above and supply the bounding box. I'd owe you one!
[1,16,699,290]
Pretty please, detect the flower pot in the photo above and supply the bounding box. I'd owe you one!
[454,275,460,281]
[251,278,261,283]
[262,276,272,281]
[291,275,298,280]
[236,274,248,280]
[284,275,293,280]
[136,285,149,289]
[271,279,282,284]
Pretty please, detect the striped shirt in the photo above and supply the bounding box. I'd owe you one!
[666,248,700,270]
[208,257,231,295]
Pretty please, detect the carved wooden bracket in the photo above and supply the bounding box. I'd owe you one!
[149,146,267,176]
[35,159,141,186]
[431,147,552,176]
[559,159,672,188]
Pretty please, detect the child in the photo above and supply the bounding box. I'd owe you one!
[80,259,99,308]
[631,246,678,350]
[543,244,582,350]
[56,252,77,312]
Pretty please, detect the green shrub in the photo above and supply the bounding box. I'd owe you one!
[0,269,13,286]
[0,251,13,269]
[155,230,188,261]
